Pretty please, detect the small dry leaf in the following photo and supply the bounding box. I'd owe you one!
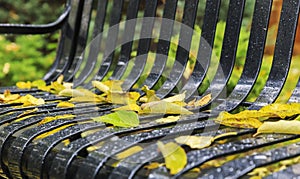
[215,111,263,128]
[140,85,160,102]
[34,124,73,140]
[16,81,32,89]
[175,136,213,149]
[163,91,186,103]
[112,104,141,112]
[56,75,64,84]
[144,162,165,170]
[92,81,110,94]
[140,101,193,115]
[187,94,212,107]
[31,79,46,88]
[58,89,85,97]
[38,114,75,125]
[107,91,140,105]
[155,116,180,124]
[115,146,143,160]
[255,120,300,136]
[56,101,75,108]
[17,108,38,118]
[157,141,187,175]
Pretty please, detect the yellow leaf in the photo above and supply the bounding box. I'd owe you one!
[144,162,165,170]
[103,80,123,92]
[38,114,75,125]
[212,132,238,141]
[107,92,140,105]
[140,85,160,102]
[115,146,143,160]
[17,108,38,118]
[31,79,46,88]
[175,136,213,149]
[62,139,70,146]
[112,104,141,112]
[57,102,75,108]
[155,116,180,124]
[49,81,66,94]
[157,141,187,175]
[215,111,263,128]
[259,103,300,119]
[34,124,73,140]
[16,81,31,89]
[187,94,212,107]
[140,101,193,115]
[69,95,105,103]
[255,120,300,136]
[163,91,186,103]
[8,94,45,106]
[92,81,110,94]
[57,75,64,84]
[58,89,85,97]
[0,92,20,103]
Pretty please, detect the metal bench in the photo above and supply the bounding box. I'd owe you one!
[0,0,300,178]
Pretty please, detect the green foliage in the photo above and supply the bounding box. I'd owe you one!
[0,34,57,86]
[0,0,65,24]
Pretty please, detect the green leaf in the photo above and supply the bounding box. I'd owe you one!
[157,141,187,175]
[93,110,139,128]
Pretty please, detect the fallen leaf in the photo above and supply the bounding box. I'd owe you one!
[254,120,300,136]
[31,79,46,88]
[157,141,187,175]
[140,101,193,115]
[163,91,186,103]
[175,136,213,149]
[215,111,263,128]
[187,94,212,107]
[58,89,85,97]
[56,75,64,84]
[38,114,75,125]
[144,162,165,170]
[0,92,20,103]
[69,95,105,103]
[34,124,73,140]
[259,103,300,119]
[16,81,31,89]
[115,146,143,160]
[92,81,110,94]
[17,108,38,118]
[92,110,139,128]
[8,94,45,106]
[112,104,141,112]
[155,116,180,123]
[107,91,140,105]
[140,85,160,102]
[56,101,75,108]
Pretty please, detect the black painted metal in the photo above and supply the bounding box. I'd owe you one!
[0,0,299,178]
[248,0,300,109]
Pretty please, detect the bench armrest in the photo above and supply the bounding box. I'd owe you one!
[0,4,71,34]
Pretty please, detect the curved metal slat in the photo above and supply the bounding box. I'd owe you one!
[213,0,272,112]
[121,0,159,91]
[249,0,300,110]
[109,0,142,80]
[154,0,199,98]
[195,0,246,110]
[43,0,87,83]
[73,0,109,87]
[180,0,221,99]
[139,0,178,90]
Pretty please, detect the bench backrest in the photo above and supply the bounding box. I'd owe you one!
[39,0,300,109]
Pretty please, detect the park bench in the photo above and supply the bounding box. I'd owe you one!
[0,0,300,178]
